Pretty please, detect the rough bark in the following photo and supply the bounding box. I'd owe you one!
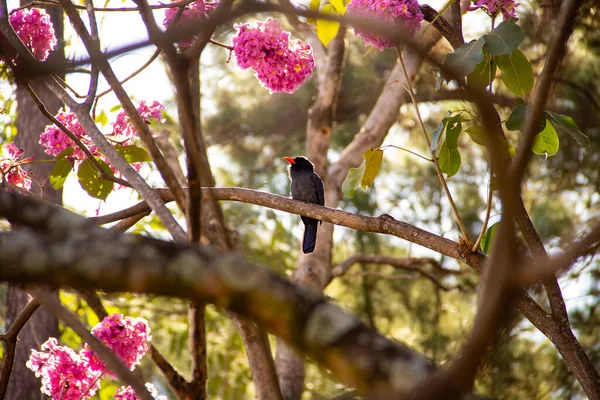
[4,5,63,399]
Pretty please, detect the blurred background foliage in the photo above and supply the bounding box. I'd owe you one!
[1,0,600,398]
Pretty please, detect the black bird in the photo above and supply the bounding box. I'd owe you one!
[284,156,324,254]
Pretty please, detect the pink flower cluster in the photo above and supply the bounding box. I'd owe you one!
[233,18,315,93]
[27,314,153,400]
[39,100,163,161]
[468,0,519,18]
[82,313,151,373]
[26,338,101,400]
[115,383,167,400]
[163,0,219,47]
[0,142,34,190]
[346,0,423,50]
[39,109,91,158]
[9,8,58,61]
[112,101,164,143]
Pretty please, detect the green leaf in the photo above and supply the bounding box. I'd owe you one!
[465,126,488,146]
[437,140,461,177]
[483,20,524,56]
[55,146,74,160]
[443,37,486,80]
[307,0,321,24]
[96,110,108,127]
[77,158,114,200]
[341,158,366,198]
[360,148,383,189]
[329,0,346,14]
[505,105,546,133]
[480,221,499,255]
[496,49,534,97]
[467,49,497,88]
[109,104,122,113]
[316,5,340,47]
[531,120,559,156]
[445,114,462,150]
[430,112,450,154]
[49,158,72,190]
[546,111,590,149]
[115,144,152,163]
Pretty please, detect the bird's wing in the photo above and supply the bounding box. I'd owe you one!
[313,172,325,206]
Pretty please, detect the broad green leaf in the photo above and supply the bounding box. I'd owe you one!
[546,111,590,149]
[307,0,321,24]
[316,5,340,47]
[505,105,546,133]
[360,148,383,189]
[341,158,366,198]
[483,20,524,56]
[465,126,488,146]
[496,49,534,97]
[55,146,74,160]
[49,159,72,190]
[445,114,462,149]
[430,112,451,154]
[329,0,346,14]
[531,120,559,156]
[467,49,497,88]
[480,221,499,255]
[443,37,486,80]
[77,158,114,200]
[115,144,152,163]
[437,140,461,177]
[109,104,122,113]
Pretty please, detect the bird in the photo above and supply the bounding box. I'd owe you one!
[283,156,324,254]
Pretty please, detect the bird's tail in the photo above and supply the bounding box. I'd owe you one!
[302,219,318,254]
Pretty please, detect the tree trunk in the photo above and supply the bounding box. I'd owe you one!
[4,5,64,399]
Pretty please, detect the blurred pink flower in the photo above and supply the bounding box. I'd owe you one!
[233,18,315,93]
[1,141,34,190]
[81,313,151,375]
[163,0,219,46]
[347,0,423,50]
[26,338,101,400]
[9,8,57,61]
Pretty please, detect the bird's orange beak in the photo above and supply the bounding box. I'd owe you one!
[283,157,296,164]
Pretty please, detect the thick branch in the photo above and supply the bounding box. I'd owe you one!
[0,190,434,398]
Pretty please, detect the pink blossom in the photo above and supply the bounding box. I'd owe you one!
[9,8,57,61]
[81,314,151,374]
[468,0,519,18]
[26,338,101,400]
[163,0,219,47]
[1,142,34,190]
[39,109,88,157]
[346,0,423,50]
[110,100,165,144]
[233,18,315,93]
[115,383,167,400]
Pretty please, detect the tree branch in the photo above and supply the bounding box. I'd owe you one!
[0,190,434,399]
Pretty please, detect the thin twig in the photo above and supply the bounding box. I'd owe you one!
[95,49,162,99]
[396,47,472,245]
[380,144,433,162]
[472,182,493,252]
